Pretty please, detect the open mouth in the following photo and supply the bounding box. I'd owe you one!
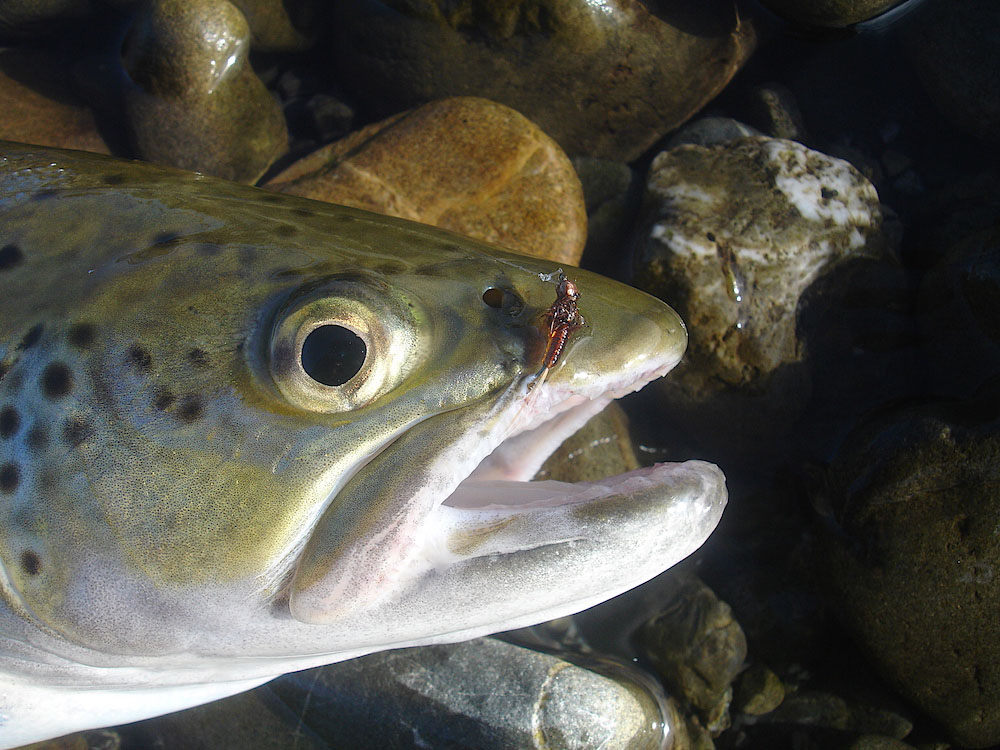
[288,344,727,641]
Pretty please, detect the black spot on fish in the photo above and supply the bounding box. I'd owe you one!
[41,362,72,399]
[260,194,284,204]
[0,244,23,270]
[153,388,175,411]
[0,407,19,438]
[292,207,315,218]
[187,348,209,368]
[68,323,96,349]
[18,324,43,350]
[177,395,203,423]
[102,174,125,185]
[63,417,94,447]
[20,550,41,576]
[273,224,297,238]
[197,243,221,256]
[0,462,18,493]
[31,189,57,201]
[152,231,183,246]
[821,187,839,200]
[127,344,152,373]
[26,425,48,452]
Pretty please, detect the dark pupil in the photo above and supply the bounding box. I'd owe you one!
[300,325,367,386]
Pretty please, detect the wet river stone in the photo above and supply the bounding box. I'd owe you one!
[637,572,747,735]
[759,0,905,27]
[0,49,110,154]
[120,0,288,183]
[633,136,883,402]
[820,396,1000,748]
[329,0,755,161]
[266,97,586,264]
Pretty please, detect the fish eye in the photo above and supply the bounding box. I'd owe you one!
[300,324,367,386]
[269,278,421,413]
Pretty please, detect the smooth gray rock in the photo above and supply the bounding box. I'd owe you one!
[266,638,669,749]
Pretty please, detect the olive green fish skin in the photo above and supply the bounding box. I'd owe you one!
[0,144,526,650]
[0,142,721,747]
[0,141,686,655]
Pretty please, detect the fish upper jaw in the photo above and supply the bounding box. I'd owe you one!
[287,315,725,638]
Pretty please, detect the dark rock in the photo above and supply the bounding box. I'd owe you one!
[820,395,1000,747]
[904,0,1000,145]
[329,0,756,161]
[759,0,905,28]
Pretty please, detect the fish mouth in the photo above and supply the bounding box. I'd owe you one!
[288,347,728,638]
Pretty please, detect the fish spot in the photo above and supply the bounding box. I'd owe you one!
[20,550,41,576]
[0,244,24,270]
[292,207,315,218]
[41,362,72,399]
[63,417,94,448]
[260,194,285,204]
[0,462,18,493]
[127,344,152,373]
[153,388,176,411]
[273,223,297,238]
[187,348,209,368]
[197,242,222,256]
[0,407,19,438]
[18,324,43,350]
[177,395,203,422]
[26,425,48,452]
[68,323,96,349]
[101,174,125,185]
[152,231,183,246]
[31,189,57,201]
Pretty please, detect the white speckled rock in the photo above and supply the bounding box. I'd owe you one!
[634,136,883,398]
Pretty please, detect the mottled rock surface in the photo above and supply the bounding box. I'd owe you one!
[266,97,585,263]
[329,0,755,161]
[638,573,746,734]
[120,0,287,182]
[821,397,1000,748]
[634,136,883,398]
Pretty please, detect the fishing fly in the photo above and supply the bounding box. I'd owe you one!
[530,269,584,391]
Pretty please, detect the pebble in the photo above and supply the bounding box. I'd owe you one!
[637,572,747,735]
[264,638,668,749]
[120,0,288,182]
[266,97,586,264]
